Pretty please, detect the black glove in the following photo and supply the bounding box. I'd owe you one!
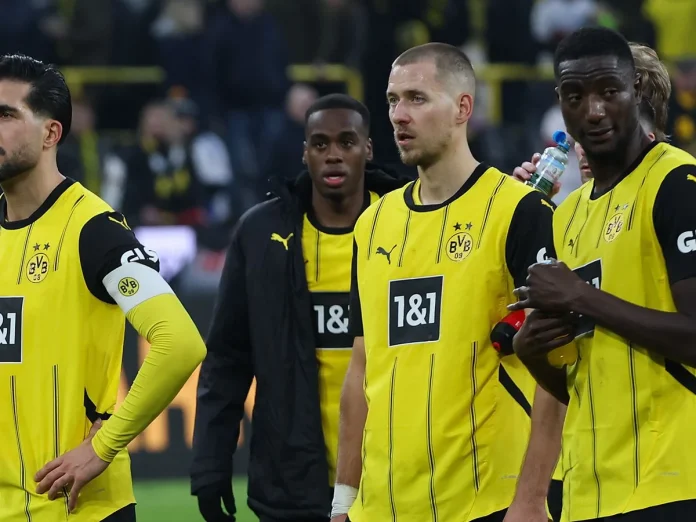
[195,482,236,522]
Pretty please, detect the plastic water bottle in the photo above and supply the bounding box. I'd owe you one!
[526,130,570,197]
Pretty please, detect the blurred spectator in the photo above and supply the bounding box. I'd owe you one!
[152,0,206,104]
[205,0,290,212]
[0,1,52,61]
[267,83,320,182]
[531,0,599,53]
[643,0,696,62]
[667,59,696,157]
[315,0,368,68]
[169,98,234,226]
[265,0,322,63]
[121,101,207,227]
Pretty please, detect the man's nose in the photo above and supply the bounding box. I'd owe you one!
[586,94,607,124]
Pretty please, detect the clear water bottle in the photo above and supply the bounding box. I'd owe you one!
[526,130,570,197]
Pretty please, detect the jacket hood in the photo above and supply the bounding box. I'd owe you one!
[268,162,413,215]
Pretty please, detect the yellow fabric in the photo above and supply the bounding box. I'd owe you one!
[643,0,696,60]
[349,167,538,522]
[552,143,696,521]
[302,191,379,486]
[92,293,206,462]
[0,183,133,521]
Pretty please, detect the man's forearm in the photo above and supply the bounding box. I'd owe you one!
[574,284,696,366]
[513,386,566,504]
[520,355,569,405]
[335,366,367,488]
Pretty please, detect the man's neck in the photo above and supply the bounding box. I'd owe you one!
[589,129,653,194]
[418,140,478,205]
[311,188,365,229]
[2,167,65,223]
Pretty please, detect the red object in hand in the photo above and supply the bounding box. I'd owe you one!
[490,309,526,355]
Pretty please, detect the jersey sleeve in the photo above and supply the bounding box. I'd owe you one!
[349,239,364,337]
[505,191,556,288]
[653,164,696,285]
[79,211,161,304]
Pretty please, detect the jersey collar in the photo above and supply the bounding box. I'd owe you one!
[0,177,75,230]
[404,163,489,212]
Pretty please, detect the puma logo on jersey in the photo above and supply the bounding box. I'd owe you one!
[376,245,397,264]
[121,247,159,266]
[540,199,555,211]
[108,214,131,231]
[677,230,696,253]
[271,233,294,251]
[687,174,696,184]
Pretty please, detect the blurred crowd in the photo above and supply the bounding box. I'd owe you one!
[2,0,696,258]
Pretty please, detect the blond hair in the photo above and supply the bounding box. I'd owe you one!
[629,42,671,141]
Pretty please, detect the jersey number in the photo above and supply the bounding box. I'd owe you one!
[573,259,602,337]
[311,292,352,348]
[0,297,23,363]
[389,276,443,347]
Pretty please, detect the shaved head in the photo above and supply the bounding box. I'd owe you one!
[393,42,476,97]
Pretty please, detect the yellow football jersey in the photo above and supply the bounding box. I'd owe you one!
[348,165,554,522]
[552,142,696,520]
[0,179,159,521]
[303,192,379,486]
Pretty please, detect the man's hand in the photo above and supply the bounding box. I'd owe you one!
[513,310,576,360]
[509,260,586,313]
[196,483,236,522]
[503,501,551,522]
[35,420,109,512]
[512,153,562,197]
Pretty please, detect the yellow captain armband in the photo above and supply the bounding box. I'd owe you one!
[92,264,206,462]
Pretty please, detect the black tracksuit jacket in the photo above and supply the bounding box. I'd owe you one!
[190,168,409,520]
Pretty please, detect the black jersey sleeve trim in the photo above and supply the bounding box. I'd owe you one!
[652,164,696,285]
[505,191,556,288]
[349,239,364,336]
[79,211,160,304]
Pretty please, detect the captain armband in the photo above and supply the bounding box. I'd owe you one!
[102,262,174,314]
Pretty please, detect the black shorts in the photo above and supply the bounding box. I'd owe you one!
[580,499,696,521]
[102,503,136,522]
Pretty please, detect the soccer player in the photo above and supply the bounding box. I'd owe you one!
[510,27,696,521]
[190,94,408,522]
[0,54,206,522]
[505,40,675,522]
[330,43,554,522]
[514,42,672,191]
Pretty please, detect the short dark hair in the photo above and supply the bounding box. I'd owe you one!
[553,27,635,78]
[0,54,72,144]
[305,93,370,133]
[393,42,476,89]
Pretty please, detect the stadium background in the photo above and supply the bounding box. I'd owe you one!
[5,0,696,520]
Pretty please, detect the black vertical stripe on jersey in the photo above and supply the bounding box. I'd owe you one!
[53,365,70,518]
[594,191,614,249]
[426,354,438,522]
[54,195,85,271]
[367,195,388,260]
[628,149,665,230]
[397,210,411,268]
[469,342,480,491]
[571,200,592,258]
[627,343,640,490]
[476,177,506,249]
[561,193,583,251]
[435,206,449,264]
[498,366,532,417]
[16,224,34,284]
[360,371,369,507]
[314,229,320,282]
[11,376,32,522]
[388,358,398,522]
[587,369,601,518]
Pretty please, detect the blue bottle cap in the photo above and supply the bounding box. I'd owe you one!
[552,130,570,152]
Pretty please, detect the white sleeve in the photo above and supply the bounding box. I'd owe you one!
[102,262,175,314]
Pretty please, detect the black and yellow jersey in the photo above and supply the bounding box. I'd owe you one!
[0,178,203,521]
[348,164,554,521]
[550,142,696,520]
[303,191,379,486]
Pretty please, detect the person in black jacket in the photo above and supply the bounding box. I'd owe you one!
[191,94,409,522]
